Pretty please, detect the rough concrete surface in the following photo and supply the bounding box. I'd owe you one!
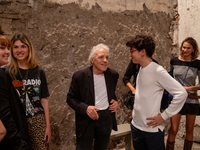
[1,0,199,149]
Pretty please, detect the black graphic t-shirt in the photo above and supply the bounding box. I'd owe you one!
[12,66,50,118]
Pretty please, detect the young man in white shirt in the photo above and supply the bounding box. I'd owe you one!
[126,35,187,150]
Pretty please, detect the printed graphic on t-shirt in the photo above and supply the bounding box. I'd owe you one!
[12,79,44,117]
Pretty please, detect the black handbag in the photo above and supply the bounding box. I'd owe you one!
[161,90,171,110]
[124,91,135,110]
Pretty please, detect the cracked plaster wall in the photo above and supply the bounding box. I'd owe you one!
[0,0,179,149]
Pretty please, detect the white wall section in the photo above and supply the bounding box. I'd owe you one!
[178,0,200,46]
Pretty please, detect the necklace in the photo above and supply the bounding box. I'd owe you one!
[18,68,29,89]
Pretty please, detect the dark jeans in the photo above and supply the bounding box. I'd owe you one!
[131,124,165,150]
[76,109,112,150]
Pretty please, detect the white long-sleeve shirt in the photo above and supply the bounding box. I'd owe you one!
[131,62,187,132]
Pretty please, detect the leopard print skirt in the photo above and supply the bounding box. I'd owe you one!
[27,113,46,150]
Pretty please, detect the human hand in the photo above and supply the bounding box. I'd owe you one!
[86,106,100,120]
[146,113,164,128]
[44,126,51,147]
[109,99,118,113]
[183,86,191,92]
[131,89,136,94]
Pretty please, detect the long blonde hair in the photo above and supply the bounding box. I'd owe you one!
[8,33,39,79]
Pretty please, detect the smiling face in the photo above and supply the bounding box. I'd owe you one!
[181,42,194,59]
[91,48,109,75]
[129,47,143,64]
[0,45,10,66]
[12,40,29,63]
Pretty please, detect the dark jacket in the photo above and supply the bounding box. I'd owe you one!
[67,66,119,138]
[0,68,30,149]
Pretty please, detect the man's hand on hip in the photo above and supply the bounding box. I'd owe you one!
[86,106,100,120]
[109,99,118,113]
[146,113,164,128]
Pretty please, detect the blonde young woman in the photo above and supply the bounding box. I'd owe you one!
[7,33,51,149]
[0,27,29,149]
[166,37,200,150]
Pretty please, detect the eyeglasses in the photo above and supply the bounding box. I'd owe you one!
[130,48,138,53]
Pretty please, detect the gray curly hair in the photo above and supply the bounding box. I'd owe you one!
[88,43,110,63]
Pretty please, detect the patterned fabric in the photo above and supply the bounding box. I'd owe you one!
[9,66,50,149]
[25,92,35,116]
[12,66,49,118]
[27,113,46,150]
[170,57,200,104]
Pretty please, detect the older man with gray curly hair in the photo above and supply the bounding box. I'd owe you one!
[67,43,119,150]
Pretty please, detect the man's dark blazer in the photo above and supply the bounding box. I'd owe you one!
[67,66,119,138]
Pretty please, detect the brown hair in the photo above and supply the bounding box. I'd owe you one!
[180,37,199,60]
[0,26,11,48]
[126,35,155,58]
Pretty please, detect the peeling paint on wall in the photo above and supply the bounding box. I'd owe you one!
[48,0,175,14]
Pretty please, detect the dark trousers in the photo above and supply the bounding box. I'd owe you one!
[131,124,165,150]
[76,109,112,150]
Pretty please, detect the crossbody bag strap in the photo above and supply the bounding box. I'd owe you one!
[181,61,191,86]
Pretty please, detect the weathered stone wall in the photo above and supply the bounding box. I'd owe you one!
[0,0,178,149]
